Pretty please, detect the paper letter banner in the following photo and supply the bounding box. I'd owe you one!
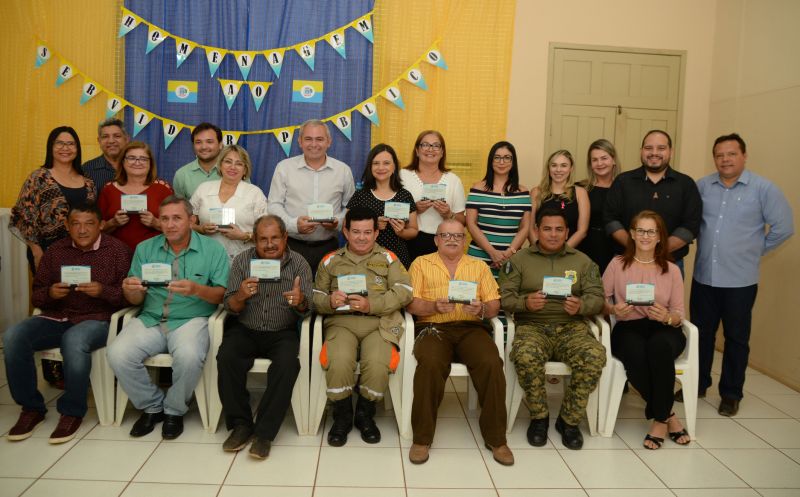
[219,80,243,110]
[206,49,225,77]
[222,131,241,146]
[292,80,324,104]
[162,120,183,149]
[383,86,405,110]
[35,44,51,68]
[145,26,167,54]
[167,80,197,104]
[273,127,295,157]
[265,49,285,78]
[80,80,100,105]
[106,96,126,119]
[358,99,380,126]
[56,61,75,87]
[234,51,256,80]
[133,108,155,137]
[426,48,448,70]
[326,29,347,59]
[331,111,353,140]
[406,67,428,91]
[174,37,197,68]
[248,82,272,111]
[295,43,316,71]
[352,14,374,43]
[118,9,140,38]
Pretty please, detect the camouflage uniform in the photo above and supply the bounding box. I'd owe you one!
[499,244,606,425]
[313,245,413,401]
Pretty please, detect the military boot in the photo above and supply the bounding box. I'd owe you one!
[327,397,353,447]
[353,394,381,444]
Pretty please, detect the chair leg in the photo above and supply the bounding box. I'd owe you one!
[505,362,524,434]
[90,348,113,426]
[115,380,129,426]
[600,361,627,437]
[679,371,698,441]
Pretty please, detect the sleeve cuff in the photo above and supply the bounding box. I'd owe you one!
[672,227,694,243]
[605,221,625,236]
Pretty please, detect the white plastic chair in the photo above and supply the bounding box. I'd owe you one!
[599,319,699,439]
[308,313,408,436]
[110,306,224,429]
[205,310,312,435]
[398,316,505,440]
[504,316,610,436]
[31,307,136,426]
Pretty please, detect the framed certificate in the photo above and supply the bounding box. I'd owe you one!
[384,201,410,220]
[421,183,446,201]
[542,276,573,300]
[308,203,335,223]
[121,194,147,213]
[61,265,91,286]
[448,280,478,304]
[250,259,280,282]
[337,274,368,296]
[209,207,236,228]
[141,262,172,287]
[625,283,655,306]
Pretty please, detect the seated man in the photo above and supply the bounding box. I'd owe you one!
[407,219,513,466]
[217,215,313,459]
[108,196,229,440]
[4,203,131,443]
[313,206,413,446]
[499,208,605,450]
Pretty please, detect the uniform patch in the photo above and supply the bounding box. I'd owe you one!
[565,270,577,284]
[375,275,383,285]
[504,262,512,274]
[367,261,388,270]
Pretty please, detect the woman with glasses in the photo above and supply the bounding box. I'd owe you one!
[190,144,267,260]
[529,150,588,248]
[98,141,173,250]
[466,141,531,277]
[10,126,95,272]
[400,130,466,261]
[346,144,419,268]
[602,210,690,449]
[578,139,620,273]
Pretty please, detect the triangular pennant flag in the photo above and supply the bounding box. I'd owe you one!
[233,51,257,80]
[219,79,242,110]
[145,25,168,54]
[264,49,285,78]
[352,14,374,43]
[247,82,272,112]
[206,48,226,77]
[80,79,101,105]
[132,107,155,137]
[55,60,76,87]
[406,67,428,90]
[118,9,140,38]
[35,44,51,68]
[272,127,295,157]
[105,95,126,119]
[162,120,183,149]
[331,112,353,140]
[326,29,347,59]
[222,131,241,146]
[294,42,316,71]
[174,37,197,68]
[425,48,448,70]
[383,85,405,110]
[358,99,380,126]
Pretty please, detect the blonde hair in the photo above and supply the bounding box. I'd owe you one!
[585,139,620,191]
[536,149,575,207]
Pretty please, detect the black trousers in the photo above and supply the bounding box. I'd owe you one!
[407,232,437,263]
[288,237,339,277]
[611,318,686,422]
[217,321,300,440]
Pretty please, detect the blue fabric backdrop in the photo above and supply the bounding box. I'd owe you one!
[123,0,373,192]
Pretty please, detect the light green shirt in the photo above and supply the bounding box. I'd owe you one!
[172,159,220,200]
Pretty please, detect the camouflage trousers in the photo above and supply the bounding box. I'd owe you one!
[510,321,606,425]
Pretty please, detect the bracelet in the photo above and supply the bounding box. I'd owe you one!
[480,303,486,320]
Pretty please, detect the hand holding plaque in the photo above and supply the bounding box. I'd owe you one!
[541,276,573,300]
[308,203,335,223]
[61,265,91,288]
[121,194,147,213]
[209,208,236,229]
[250,259,280,282]
[421,183,446,201]
[448,280,478,304]
[337,274,368,296]
[141,262,171,287]
[384,202,410,221]
[625,283,655,306]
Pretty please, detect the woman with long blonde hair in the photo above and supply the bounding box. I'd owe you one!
[578,139,620,272]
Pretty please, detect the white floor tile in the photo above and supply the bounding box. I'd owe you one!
[0,405,29,436]
[324,413,401,447]
[23,479,127,497]
[613,418,699,450]
[161,410,227,444]
[758,394,800,418]
[28,408,99,441]
[694,394,789,419]
[83,410,162,442]
[225,445,319,486]
[692,418,771,449]
[686,397,724,419]
[735,418,800,448]
[44,439,157,481]
[451,376,468,393]
[0,437,78,478]
[753,490,800,497]
[744,375,798,396]
[121,482,220,496]
[498,490,587,497]
[316,446,404,487]
[437,392,467,417]
[400,416,477,449]
[781,448,800,464]
[483,448,580,488]
[635,447,746,488]
[316,488,406,497]
[709,448,800,488]
[503,416,555,449]
[0,478,33,497]
[560,449,664,488]
[585,490,673,497]
[672,490,761,497]
[404,448,493,488]
[134,442,235,484]
[271,415,323,446]
[407,490,498,497]
[218,486,312,497]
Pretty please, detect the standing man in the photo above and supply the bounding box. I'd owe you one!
[108,196,229,440]
[499,208,605,450]
[173,122,224,200]
[688,133,793,416]
[268,119,355,274]
[312,207,412,447]
[604,129,702,271]
[407,219,513,466]
[217,215,313,459]
[4,203,131,443]
[82,118,129,196]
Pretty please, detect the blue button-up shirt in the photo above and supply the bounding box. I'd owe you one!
[694,169,794,287]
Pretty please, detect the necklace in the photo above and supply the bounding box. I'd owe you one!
[633,256,655,264]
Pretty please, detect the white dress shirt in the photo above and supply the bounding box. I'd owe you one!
[400,168,466,234]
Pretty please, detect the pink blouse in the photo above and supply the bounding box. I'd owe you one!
[601,256,685,322]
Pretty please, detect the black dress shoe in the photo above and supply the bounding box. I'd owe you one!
[718,397,740,417]
[526,417,549,447]
[555,416,583,450]
[130,411,165,438]
[162,414,184,439]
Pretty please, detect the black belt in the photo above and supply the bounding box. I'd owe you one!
[289,237,336,247]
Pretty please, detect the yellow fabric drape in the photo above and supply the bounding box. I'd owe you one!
[371,1,516,191]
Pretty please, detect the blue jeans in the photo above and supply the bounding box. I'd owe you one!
[3,317,108,417]
[107,317,209,416]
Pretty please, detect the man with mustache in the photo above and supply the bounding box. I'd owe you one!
[82,118,130,197]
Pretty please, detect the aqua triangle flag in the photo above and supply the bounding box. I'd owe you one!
[266,50,284,78]
[132,109,154,137]
[106,96,125,119]
[353,15,374,43]
[273,128,295,156]
[358,100,380,126]
[206,49,225,77]
[295,43,315,71]
[384,86,405,110]
[55,63,75,87]
[162,121,182,149]
[145,27,167,55]
[406,68,428,91]
[234,51,256,80]
[426,48,448,70]
[35,45,51,68]
[326,30,347,59]
[332,112,352,141]
[249,83,271,112]
[219,80,242,110]
[118,10,139,38]
[79,81,100,105]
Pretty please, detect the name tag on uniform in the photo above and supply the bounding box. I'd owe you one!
[338,274,368,296]
[542,276,572,300]
[209,207,236,228]
[121,194,147,213]
[308,203,335,223]
[384,201,410,220]
[61,265,91,286]
[250,259,280,282]
[448,280,477,304]
[421,183,446,201]
[626,283,655,306]
[141,262,171,287]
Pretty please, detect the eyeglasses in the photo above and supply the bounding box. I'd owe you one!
[124,156,150,164]
[418,142,442,151]
[54,140,77,149]
[437,232,465,241]
[221,158,246,168]
[633,228,658,237]
[493,155,513,163]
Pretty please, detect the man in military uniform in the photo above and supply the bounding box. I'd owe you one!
[313,206,413,446]
[499,208,605,450]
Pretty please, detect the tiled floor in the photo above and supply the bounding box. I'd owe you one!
[1,352,800,496]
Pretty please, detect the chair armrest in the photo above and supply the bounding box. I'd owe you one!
[489,317,505,362]
[105,306,141,346]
